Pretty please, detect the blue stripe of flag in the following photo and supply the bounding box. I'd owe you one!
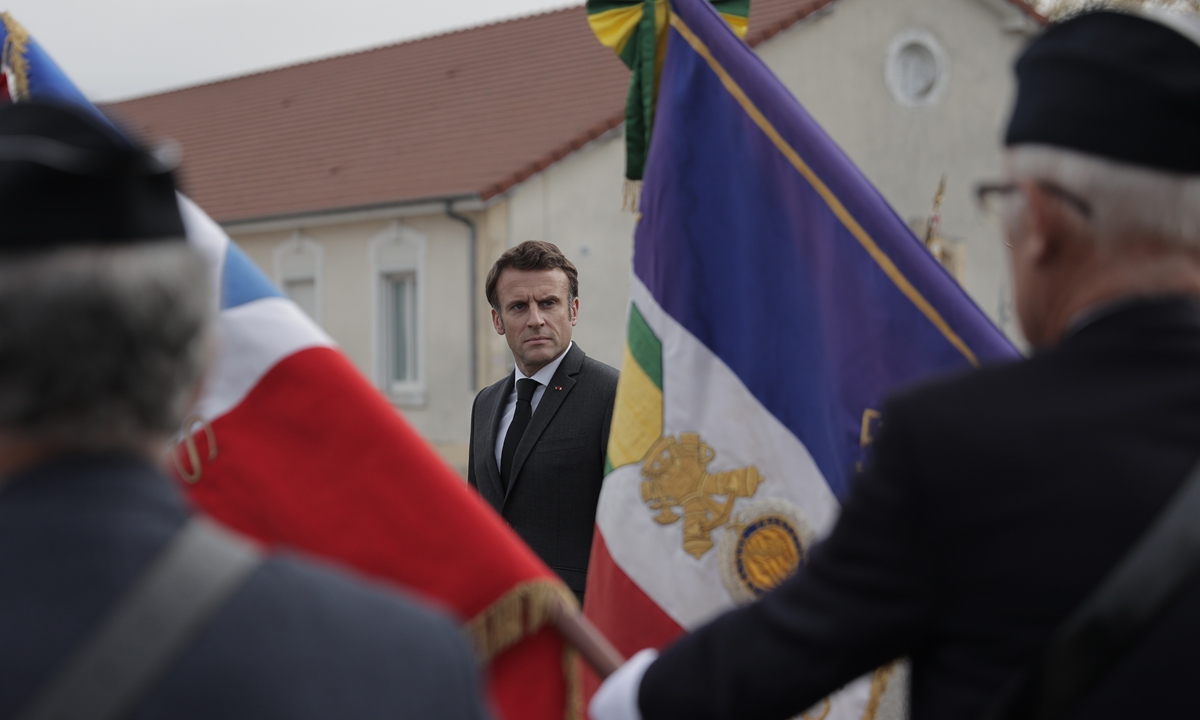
[222,243,284,309]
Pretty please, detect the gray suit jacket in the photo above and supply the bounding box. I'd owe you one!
[467,343,618,599]
[0,455,490,720]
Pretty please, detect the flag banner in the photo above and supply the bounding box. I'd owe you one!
[0,14,581,720]
[583,0,1018,717]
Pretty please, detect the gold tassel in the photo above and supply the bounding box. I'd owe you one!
[464,578,577,663]
[562,646,584,720]
[0,13,30,101]
[464,579,581,719]
[622,179,643,213]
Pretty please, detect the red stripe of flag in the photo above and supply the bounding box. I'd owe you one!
[582,527,685,699]
[177,347,568,719]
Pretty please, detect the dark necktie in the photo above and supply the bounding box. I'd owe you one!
[500,378,539,489]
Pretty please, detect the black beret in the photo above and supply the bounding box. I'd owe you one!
[0,101,184,254]
[1007,10,1200,173]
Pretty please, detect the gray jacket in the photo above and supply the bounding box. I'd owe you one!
[0,454,490,720]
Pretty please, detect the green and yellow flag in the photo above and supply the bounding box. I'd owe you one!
[587,0,749,190]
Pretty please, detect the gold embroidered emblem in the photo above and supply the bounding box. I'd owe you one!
[640,433,764,559]
[719,499,813,604]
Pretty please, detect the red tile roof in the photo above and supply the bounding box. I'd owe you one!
[103,0,1040,224]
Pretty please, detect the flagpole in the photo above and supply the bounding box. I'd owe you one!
[551,598,625,678]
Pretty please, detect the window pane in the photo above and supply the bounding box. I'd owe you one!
[284,278,317,320]
[390,276,413,383]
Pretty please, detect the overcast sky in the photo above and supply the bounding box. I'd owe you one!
[5,0,577,102]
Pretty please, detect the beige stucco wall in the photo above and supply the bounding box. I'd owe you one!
[231,212,477,475]
[757,0,1035,340]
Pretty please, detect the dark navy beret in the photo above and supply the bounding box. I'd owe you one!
[1007,10,1200,173]
[0,101,184,254]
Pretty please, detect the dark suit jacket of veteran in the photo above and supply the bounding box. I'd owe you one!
[468,343,619,599]
[639,296,1200,720]
[0,454,490,720]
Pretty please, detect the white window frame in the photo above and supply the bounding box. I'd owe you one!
[884,29,949,109]
[370,221,427,406]
[273,231,323,324]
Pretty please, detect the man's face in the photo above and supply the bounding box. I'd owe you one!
[491,267,579,376]
[1002,173,1092,350]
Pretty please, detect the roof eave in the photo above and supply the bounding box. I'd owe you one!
[220,193,484,234]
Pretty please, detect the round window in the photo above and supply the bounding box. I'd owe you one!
[885,31,947,108]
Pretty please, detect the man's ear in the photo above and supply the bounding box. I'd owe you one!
[492,307,505,336]
[569,296,579,326]
[1019,180,1067,266]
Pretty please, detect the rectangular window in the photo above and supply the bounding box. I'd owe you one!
[372,223,425,406]
[385,273,417,386]
[283,278,317,320]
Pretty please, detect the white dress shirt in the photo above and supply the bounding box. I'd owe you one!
[494,342,574,468]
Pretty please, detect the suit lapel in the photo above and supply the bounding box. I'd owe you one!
[482,373,513,502]
[504,344,585,505]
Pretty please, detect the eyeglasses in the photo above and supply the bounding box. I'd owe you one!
[975,180,1092,220]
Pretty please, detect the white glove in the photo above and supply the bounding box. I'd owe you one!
[589,648,659,720]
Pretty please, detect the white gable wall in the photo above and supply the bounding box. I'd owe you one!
[757,0,1033,339]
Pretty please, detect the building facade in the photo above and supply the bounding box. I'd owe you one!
[108,0,1041,476]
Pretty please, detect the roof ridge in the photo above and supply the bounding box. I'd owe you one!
[103,2,585,105]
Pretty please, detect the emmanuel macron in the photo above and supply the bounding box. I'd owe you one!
[467,241,619,605]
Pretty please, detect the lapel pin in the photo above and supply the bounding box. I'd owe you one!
[555,386,563,391]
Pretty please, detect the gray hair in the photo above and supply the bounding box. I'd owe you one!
[0,243,211,451]
[1007,144,1200,249]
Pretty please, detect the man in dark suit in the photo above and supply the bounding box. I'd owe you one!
[0,102,489,720]
[592,10,1200,720]
[468,241,619,604]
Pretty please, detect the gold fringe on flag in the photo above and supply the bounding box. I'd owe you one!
[1,13,31,102]
[464,578,582,720]
[563,646,584,720]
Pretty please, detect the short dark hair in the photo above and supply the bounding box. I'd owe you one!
[485,241,579,310]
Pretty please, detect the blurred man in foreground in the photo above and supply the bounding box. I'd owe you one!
[0,101,490,720]
[592,10,1200,720]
